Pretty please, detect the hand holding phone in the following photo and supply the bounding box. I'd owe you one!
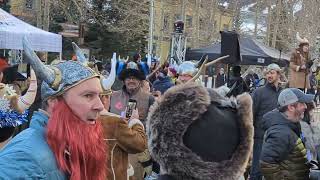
[126,99,137,118]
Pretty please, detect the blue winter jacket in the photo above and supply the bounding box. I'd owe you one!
[152,76,174,94]
[0,111,67,179]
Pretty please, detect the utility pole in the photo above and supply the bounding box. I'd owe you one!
[148,0,155,56]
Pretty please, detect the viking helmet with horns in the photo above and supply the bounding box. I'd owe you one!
[71,42,116,95]
[296,32,309,46]
[24,37,116,100]
[177,61,197,77]
[23,37,99,100]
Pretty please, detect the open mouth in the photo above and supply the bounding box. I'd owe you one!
[86,119,96,125]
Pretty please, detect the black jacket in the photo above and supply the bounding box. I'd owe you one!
[152,76,174,94]
[260,109,302,163]
[215,73,226,88]
[251,83,282,138]
[260,109,309,179]
[227,76,249,97]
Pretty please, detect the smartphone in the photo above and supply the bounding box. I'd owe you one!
[126,99,137,118]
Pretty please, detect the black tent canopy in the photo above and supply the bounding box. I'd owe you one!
[185,37,290,67]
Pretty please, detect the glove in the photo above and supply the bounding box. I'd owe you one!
[137,149,153,177]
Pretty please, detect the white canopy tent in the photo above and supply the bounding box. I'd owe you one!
[0,8,62,53]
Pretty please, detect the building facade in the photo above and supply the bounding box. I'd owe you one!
[10,0,49,30]
[152,0,233,59]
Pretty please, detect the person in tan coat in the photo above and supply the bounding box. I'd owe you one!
[289,33,311,91]
[100,110,147,180]
[99,56,148,180]
[110,61,155,180]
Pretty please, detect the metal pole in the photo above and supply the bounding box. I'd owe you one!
[170,34,175,65]
[148,0,155,55]
[181,0,186,22]
[183,36,187,62]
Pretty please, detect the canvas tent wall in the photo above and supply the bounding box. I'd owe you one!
[185,37,290,67]
[0,8,62,53]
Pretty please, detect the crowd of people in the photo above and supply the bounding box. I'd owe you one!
[0,33,319,180]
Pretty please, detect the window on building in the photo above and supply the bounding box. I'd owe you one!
[26,0,33,9]
[186,15,192,27]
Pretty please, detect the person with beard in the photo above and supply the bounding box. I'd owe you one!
[110,61,153,180]
[249,63,283,180]
[260,88,313,180]
[111,61,154,124]
[289,33,311,91]
[0,38,107,180]
[97,52,148,180]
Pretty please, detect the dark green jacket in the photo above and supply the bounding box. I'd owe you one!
[260,109,309,180]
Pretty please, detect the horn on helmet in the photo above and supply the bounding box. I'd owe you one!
[188,55,229,83]
[17,69,37,112]
[296,32,309,44]
[22,36,56,86]
[101,53,117,90]
[72,42,88,65]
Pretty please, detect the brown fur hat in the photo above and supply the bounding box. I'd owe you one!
[147,83,253,180]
